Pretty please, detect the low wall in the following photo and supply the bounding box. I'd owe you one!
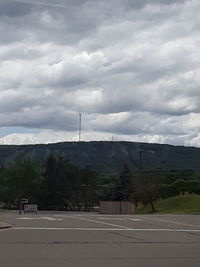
[100,201,134,214]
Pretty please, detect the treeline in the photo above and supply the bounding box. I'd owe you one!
[0,156,200,212]
[0,155,105,211]
[113,164,200,212]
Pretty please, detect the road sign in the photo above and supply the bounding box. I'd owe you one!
[21,198,28,204]
[24,205,38,213]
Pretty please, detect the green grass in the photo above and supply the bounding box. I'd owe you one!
[135,194,200,214]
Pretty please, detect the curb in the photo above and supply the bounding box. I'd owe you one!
[0,223,13,230]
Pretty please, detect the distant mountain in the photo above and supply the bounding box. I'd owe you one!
[0,141,200,173]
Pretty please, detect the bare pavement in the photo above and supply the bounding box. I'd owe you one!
[0,211,200,267]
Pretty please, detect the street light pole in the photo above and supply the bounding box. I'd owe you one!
[139,151,143,170]
[79,112,82,142]
[139,150,147,170]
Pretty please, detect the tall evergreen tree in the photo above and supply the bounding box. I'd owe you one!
[113,163,132,201]
[41,154,58,208]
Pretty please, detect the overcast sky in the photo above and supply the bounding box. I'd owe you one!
[0,0,200,146]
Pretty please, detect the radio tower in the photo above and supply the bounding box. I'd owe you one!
[79,112,82,142]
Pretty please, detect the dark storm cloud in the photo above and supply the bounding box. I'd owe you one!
[1,0,183,45]
[0,0,32,17]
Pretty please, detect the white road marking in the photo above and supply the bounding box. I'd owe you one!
[13,227,200,232]
[16,217,33,220]
[41,217,63,221]
[137,216,200,228]
[71,215,131,229]
[53,215,83,218]
[98,217,130,220]
[129,219,142,222]
[16,217,63,221]
[98,217,141,222]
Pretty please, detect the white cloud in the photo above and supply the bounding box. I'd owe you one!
[0,0,200,146]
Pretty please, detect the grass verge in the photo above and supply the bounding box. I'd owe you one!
[135,194,200,214]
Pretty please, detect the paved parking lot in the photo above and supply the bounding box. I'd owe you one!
[0,211,200,266]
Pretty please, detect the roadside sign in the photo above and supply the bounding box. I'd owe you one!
[24,205,38,214]
[21,199,28,204]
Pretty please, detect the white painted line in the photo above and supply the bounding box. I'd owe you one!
[129,219,141,222]
[16,217,63,221]
[54,214,84,217]
[98,217,141,222]
[14,227,130,231]
[137,216,200,228]
[16,217,33,220]
[40,217,63,221]
[71,215,131,229]
[13,227,200,232]
[98,217,129,220]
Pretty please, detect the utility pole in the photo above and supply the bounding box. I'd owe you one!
[139,151,144,170]
[139,150,148,170]
[79,112,82,142]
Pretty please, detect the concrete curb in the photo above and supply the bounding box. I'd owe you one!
[0,222,13,229]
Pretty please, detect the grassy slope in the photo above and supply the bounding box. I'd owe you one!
[135,194,200,214]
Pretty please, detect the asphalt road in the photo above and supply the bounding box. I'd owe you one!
[0,211,200,267]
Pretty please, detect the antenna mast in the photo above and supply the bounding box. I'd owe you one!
[79,112,82,142]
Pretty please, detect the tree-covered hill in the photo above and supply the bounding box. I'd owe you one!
[0,141,200,173]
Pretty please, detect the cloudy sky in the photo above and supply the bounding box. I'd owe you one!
[0,0,200,146]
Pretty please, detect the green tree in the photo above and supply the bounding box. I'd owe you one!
[113,163,132,201]
[56,156,78,210]
[41,155,81,210]
[5,159,42,204]
[133,170,163,212]
[0,167,8,204]
[79,166,99,211]
[40,154,57,208]
[97,174,118,201]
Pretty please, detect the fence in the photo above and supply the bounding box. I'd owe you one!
[100,201,134,214]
